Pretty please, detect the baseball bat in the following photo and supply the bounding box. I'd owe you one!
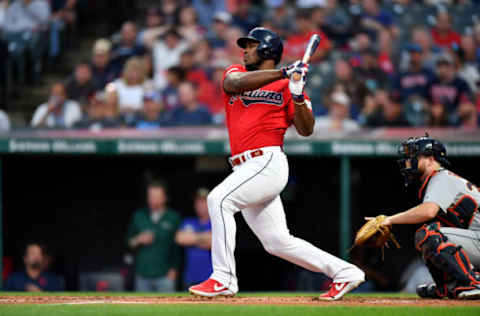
[292,34,321,81]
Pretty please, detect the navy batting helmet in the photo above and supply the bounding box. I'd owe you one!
[397,133,450,186]
[237,27,283,65]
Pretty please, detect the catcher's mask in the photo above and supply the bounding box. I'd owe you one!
[397,133,450,186]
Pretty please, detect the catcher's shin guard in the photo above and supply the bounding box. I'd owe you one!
[415,222,480,298]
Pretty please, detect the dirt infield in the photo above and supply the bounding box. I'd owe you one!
[1,295,480,306]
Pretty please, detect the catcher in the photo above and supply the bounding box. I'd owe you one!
[355,134,480,299]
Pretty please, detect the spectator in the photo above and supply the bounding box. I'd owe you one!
[193,38,213,68]
[49,0,77,59]
[231,0,262,35]
[321,0,353,46]
[111,21,146,73]
[179,49,208,87]
[137,6,167,49]
[206,11,232,49]
[3,0,51,83]
[133,91,165,130]
[103,85,123,125]
[348,32,372,68]
[0,109,10,131]
[354,48,388,94]
[165,81,212,126]
[315,91,360,132]
[196,59,229,124]
[65,61,99,105]
[427,54,473,124]
[31,82,81,128]
[152,28,189,89]
[160,0,180,26]
[392,44,434,102]
[192,0,226,28]
[284,9,331,63]
[113,57,148,113]
[363,90,409,127]
[431,11,461,48]
[377,29,394,76]
[74,91,120,130]
[126,181,181,292]
[90,38,119,89]
[328,59,368,114]
[162,66,185,110]
[360,0,395,40]
[456,36,480,94]
[3,243,63,291]
[262,0,295,38]
[178,6,205,45]
[175,187,212,289]
[213,26,244,65]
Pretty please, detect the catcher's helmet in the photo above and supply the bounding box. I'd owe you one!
[237,27,283,65]
[397,133,450,186]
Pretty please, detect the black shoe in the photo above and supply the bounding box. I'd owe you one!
[417,283,442,299]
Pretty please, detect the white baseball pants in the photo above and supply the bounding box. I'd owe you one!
[207,146,364,292]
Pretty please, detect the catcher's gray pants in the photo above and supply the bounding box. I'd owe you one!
[441,227,480,269]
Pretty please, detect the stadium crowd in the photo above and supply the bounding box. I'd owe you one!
[1,0,480,130]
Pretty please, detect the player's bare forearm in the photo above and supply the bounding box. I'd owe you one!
[293,102,315,136]
[387,202,440,225]
[223,70,284,94]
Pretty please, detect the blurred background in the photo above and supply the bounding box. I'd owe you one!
[1,0,480,294]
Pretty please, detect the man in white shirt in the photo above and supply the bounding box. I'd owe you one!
[31,82,81,128]
[315,91,360,132]
[153,28,189,89]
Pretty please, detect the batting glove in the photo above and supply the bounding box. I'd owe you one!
[281,60,306,77]
[288,64,309,103]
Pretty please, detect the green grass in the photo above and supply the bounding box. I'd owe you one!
[0,293,478,316]
[0,305,478,316]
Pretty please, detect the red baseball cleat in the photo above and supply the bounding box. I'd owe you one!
[318,280,363,301]
[189,278,235,297]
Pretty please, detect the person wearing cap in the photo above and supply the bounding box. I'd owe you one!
[315,91,360,132]
[283,9,331,63]
[354,47,388,94]
[426,53,473,125]
[152,27,189,90]
[359,0,394,41]
[392,43,435,103]
[206,11,232,49]
[175,188,213,289]
[91,38,119,89]
[132,91,165,130]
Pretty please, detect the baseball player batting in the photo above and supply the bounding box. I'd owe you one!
[367,134,480,299]
[189,27,365,300]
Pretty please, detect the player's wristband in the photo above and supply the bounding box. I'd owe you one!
[292,94,305,103]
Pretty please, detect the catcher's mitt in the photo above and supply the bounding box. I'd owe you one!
[352,215,401,259]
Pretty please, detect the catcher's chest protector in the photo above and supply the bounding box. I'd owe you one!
[419,170,479,229]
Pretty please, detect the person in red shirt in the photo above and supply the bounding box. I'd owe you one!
[283,9,331,63]
[188,27,364,300]
[431,11,461,49]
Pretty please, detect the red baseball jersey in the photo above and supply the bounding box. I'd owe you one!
[222,64,311,156]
